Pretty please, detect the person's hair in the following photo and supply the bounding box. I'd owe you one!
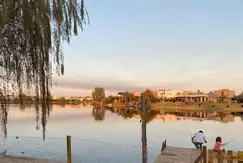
[216,136,222,142]
[199,130,203,133]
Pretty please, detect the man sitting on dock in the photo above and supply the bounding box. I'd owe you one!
[191,130,207,149]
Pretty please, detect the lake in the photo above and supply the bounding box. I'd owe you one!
[0,104,243,163]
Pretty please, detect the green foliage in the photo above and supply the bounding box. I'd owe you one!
[104,95,117,104]
[92,87,106,103]
[143,89,160,103]
[0,0,88,138]
[60,97,66,101]
[235,92,243,103]
[73,100,81,104]
[120,91,136,103]
[1,0,88,99]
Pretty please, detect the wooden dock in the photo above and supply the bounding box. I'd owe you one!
[154,140,207,163]
[154,146,203,163]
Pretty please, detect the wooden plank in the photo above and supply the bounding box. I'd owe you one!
[238,151,243,163]
[208,149,214,163]
[228,150,233,163]
[154,146,201,163]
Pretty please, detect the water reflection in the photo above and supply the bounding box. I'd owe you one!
[0,102,8,138]
[92,106,105,121]
[1,104,243,140]
[109,106,239,123]
[0,102,51,140]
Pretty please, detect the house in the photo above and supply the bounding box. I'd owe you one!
[207,92,219,103]
[157,89,183,99]
[175,94,208,103]
[212,89,235,103]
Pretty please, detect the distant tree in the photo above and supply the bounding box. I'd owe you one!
[238,92,243,97]
[120,92,136,103]
[92,87,106,103]
[235,92,243,103]
[60,97,66,101]
[143,89,160,103]
[104,95,117,104]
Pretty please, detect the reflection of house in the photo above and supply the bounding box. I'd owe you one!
[214,115,234,123]
[157,89,183,99]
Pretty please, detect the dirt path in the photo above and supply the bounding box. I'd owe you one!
[0,155,64,163]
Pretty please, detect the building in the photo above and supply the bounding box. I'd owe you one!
[157,89,183,99]
[213,89,235,98]
[183,90,194,95]
[207,92,219,103]
[175,94,208,103]
[212,89,235,103]
[152,91,158,98]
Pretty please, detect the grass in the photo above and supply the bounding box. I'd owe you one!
[151,102,243,112]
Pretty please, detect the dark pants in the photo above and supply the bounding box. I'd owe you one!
[192,142,203,149]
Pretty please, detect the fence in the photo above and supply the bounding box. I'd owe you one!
[0,135,160,163]
[208,149,243,163]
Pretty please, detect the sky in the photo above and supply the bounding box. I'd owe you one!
[52,0,243,96]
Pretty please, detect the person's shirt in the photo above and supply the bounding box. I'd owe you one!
[214,141,221,151]
[193,132,206,143]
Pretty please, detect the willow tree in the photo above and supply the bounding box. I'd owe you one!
[0,0,89,138]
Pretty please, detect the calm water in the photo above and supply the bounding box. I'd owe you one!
[1,104,243,162]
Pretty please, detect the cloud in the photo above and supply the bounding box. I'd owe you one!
[51,67,243,96]
[52,76,151,93]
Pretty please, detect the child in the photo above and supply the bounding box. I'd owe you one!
[213,136,227,151]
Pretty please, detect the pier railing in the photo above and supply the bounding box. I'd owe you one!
[208,149,243,163]
[194,146,207,163]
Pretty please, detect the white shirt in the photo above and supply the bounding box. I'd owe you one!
[193,132,206,143]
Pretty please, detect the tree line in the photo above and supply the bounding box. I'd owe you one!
[91,87,161,105]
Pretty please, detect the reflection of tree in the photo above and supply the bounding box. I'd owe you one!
[92,106,105,121]
[108,107,160,123]
[0,102,50,140]
[35,104,40,131]
[0,97,8,138]
[118,109,136,119]
[146,110,160,123]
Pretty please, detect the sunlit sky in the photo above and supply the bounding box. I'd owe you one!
[52,0,243,96]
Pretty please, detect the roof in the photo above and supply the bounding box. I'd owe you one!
[207,92,219,98]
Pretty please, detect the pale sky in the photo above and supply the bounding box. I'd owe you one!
[52,0,243,96]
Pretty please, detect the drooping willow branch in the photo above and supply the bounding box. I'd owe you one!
[0,0,89,138]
